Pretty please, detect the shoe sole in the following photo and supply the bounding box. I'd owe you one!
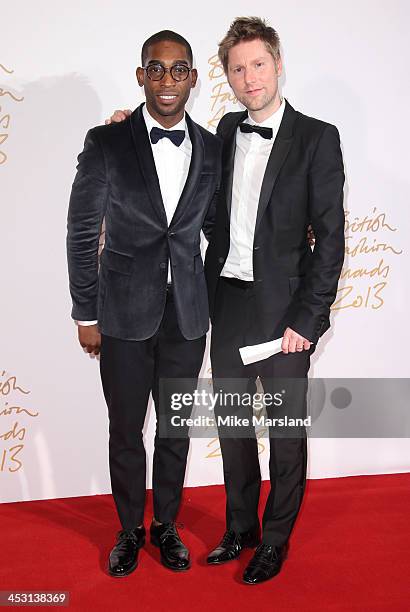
[150,537,191,572]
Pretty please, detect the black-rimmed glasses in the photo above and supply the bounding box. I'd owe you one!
[143,63,192,82]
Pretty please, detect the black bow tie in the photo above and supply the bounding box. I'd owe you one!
[150,126,185,146]
[239,122,273,140]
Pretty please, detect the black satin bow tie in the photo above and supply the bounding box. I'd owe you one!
[150,126,185,146]
[239,122,273,140]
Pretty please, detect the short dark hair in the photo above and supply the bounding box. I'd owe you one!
[218,17,280,73]
[141,30,193,66]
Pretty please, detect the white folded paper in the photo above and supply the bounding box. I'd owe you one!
[239,337,283,365]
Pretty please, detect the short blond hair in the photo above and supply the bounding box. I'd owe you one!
[218,16,281,73]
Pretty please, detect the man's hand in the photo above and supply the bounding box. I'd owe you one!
[282,327,312,354]
[78,324,101,356]
[105,109,132,125]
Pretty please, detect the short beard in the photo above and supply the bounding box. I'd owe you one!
[237,91,276,112]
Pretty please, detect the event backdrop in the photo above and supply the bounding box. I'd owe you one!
[1,0,409,503]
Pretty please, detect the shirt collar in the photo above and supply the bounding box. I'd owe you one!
[142,102,186,134]
[246,97,286,129]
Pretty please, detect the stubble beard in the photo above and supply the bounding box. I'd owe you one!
[237,88,278,114]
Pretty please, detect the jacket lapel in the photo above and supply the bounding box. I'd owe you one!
[169,113,204,228]
[130,104,168,226]
[255,101,297,231]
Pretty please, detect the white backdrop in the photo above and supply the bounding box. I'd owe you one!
[1,0,409,503]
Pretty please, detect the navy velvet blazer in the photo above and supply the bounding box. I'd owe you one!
[67,104,222,341]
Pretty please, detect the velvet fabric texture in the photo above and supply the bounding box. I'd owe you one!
[67,104,222,341]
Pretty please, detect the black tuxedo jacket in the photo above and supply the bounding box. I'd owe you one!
[67,103,221,341]
[205,101,345,345]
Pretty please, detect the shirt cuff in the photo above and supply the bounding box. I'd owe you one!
[76,320,98,326]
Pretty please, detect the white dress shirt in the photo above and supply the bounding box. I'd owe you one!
[221,98,286,281]
[77,103,191,326]
[142,103,192,231]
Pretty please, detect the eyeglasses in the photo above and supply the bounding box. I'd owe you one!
[143,63,192,82]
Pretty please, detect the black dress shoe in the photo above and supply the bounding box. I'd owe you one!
[207,527,261,565]
[108,527,146,577]
[243,543,288,584]
[150,522,190,571]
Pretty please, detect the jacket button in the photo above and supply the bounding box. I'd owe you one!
[159,262,167,269]
[218,257,225,264]
[254,246,260,250]
[168,231,175,237]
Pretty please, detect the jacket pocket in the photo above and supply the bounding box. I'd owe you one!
[100,248,134,275]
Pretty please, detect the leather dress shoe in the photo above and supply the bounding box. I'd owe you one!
[243,543,288,584]
[108,526,145,577]
[150,522,190,571]
[207,527,261,565]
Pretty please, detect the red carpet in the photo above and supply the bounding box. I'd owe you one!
[0,474,409,611]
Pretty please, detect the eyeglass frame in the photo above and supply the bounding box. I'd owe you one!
[142,62,193,82]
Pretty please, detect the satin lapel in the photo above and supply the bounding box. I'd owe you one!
[130,104,168,226]
[255,101,297,231]
[223,110,247,217]
[169,113,204,228]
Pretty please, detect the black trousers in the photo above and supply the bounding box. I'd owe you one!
[100,290,206,530]
[211,278,311,546]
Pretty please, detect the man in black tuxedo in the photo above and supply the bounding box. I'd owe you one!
[67,31,221,577]
[204,17,345,584]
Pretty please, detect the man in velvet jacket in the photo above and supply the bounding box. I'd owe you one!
[66,31,221,577]
[203,18,345,584]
